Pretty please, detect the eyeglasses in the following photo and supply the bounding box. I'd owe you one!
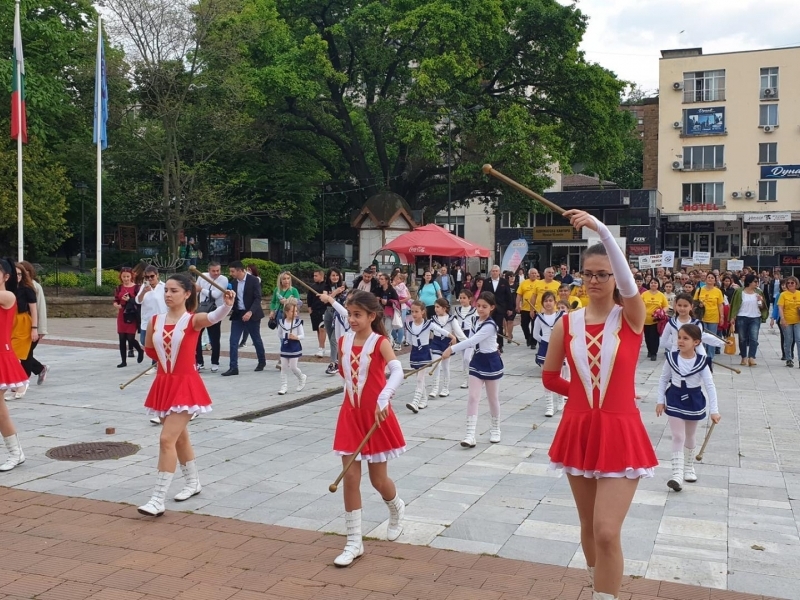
[788,282,798,286]
[146,274,158,280]
[581,272,613,283]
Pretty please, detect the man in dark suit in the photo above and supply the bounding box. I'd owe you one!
[487,264,513,352]
[222,261,266,376]
[352,267,381,296]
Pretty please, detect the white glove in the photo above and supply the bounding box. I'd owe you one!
[206,302,232,325]
[595,218,638,299]
[377,359,403,410]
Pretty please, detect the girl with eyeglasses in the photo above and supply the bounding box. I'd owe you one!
[0,258,27,471]
[541,210,657,600]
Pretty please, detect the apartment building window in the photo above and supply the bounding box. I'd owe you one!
[758,180,777,202]
[759,142,778,164]
[759,104,778,127]
[500,212,512,228]
[760,67,779,99]
[683,182,724,206]
[434,216,465,238]
[683,70,725,103]
[683,145,724,170]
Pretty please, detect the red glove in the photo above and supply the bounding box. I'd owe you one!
[144,346,158,361]
[542,370,569,397]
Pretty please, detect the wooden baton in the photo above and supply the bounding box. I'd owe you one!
[189,265,229,294]
[695,421,716,461]
[482,164,566,215]
[289,273,320,296]
[711,361,741,374]
[329,421,380,493]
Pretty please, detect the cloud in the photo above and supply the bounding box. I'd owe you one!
[560,0,799,93]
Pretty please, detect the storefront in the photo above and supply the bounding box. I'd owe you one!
[779,254,800,277]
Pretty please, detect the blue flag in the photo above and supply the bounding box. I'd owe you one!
[93,20,108,149]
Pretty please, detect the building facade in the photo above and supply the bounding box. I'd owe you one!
[658,46,800,271]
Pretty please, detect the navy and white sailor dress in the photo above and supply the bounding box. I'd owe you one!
[451,319,503,380]
[278,318,304,358]
[533,311,564,367]
[660,352,715,421]
[406,320,450,368]
[454,306,477,339]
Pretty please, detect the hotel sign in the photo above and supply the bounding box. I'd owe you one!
[761,165,800,179]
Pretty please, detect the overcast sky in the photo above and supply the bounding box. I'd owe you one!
[561,0,800,95]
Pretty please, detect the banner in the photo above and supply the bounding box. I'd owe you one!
[681,258,695,267]
[501,239,528,273]
[760,165,800,179]
[661,251,675,268]
[685,107,725,136]
[726,259,744,271]
[638,255,652,269]
[692,251,711,265]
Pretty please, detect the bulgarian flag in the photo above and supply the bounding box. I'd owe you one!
[11,0,27,144]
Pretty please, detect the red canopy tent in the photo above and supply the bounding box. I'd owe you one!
[379,224,490,259]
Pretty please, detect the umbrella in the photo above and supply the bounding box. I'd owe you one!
[379,224,490,258]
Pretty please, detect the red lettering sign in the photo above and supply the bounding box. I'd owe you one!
[680,203,720,211]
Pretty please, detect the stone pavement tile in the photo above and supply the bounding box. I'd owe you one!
[726,571,798,599]
[646,554,727,589]
[498,535,578,566]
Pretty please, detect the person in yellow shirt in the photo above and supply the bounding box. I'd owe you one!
[642,278,668,360]
[515,268,539,349]
[530,267,561,315]
[778,276,800,367]
[558,284,581,311]
[694,273,725,356]
[574,282,590,307]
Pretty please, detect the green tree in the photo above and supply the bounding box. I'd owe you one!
[607,134,644,190]
[209,0,635,222]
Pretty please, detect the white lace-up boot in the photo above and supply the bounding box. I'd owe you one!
[593,592,618,600]
[461,415,478,448]
[460,378,468,389]
[406,390,422,413]
[683,447,697,482]
[296,373,307,392]
[587,566,595,587]
[489,417,501,443]
[428,372,440,397]
[558,396,567,411]
[137,471,174,516]
[333,509,364,567]
[545,392,555,417]
[439,374,450,397]
[383,495,405,541]
[667,452,684,492]
[0,435,25,472]
[278,372,288,395]
[173,460,201,501]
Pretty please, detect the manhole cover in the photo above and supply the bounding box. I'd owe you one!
[46,442,140,461]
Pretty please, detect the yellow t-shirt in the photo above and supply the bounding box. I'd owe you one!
[531,280,562,313]
[778,290,800,325]
[642,291,668,325]
[695,286,724,323]
[516,278,538,312]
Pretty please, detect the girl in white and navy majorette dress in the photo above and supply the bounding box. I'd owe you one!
[405,300,454,413]
[659,292,726,359]
[656,323,720,493]
[277,298,307,395]
[454,290,478,389]
[428,298,467,398]
[532,292,567,417]
[441,291,504,448]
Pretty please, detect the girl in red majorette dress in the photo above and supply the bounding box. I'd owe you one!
[0,259,27,472]
[542,210,657,600]
[136,273,235,517]
[318,289,406,568]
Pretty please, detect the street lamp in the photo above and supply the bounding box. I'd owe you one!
[75,182,89,272]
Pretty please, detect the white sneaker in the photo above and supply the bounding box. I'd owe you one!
[210,365,219,373]
[196,364,205,371]
[460,380,468,389]
[296,374,307,392]
[315,348,324,358]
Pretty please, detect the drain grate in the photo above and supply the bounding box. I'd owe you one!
[46,441,140,461]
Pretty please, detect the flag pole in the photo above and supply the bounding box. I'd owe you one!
[15,0,23,262]
[95,16,103,286]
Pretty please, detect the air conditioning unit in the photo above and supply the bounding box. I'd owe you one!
[763,125,774,133]
[671,161,682,170]
[622,196,630,205]
[762,87,777,98]
[731,191,741,199]
[673,121,682,129]
[673,82,683,90]
[745,190,755,199]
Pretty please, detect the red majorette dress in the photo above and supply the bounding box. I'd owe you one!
[334,332,406,462]
[0,304,28,391]
[144,313,212,418]
[548,305,657,478]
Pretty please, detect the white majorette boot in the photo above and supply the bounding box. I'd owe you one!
[428,372,440,398]
[593,592,618,600]
[278,373,288,395]
[667,452,684,492]
[558,396,567,412]
[489,416,501,444]
[545,392,555,417]
[138,471,174,516]
[406,390,422,414]
[0,434,25,472]
[587,565,595,588]
[439,375,450,397]
[684,447,697,483]
[296,373,307,392]
[417,388,428,409]
[174,460,201,501]
[384,495,405,541]
[333,509,364,567]
[460,378,468,389]
[461,415,478,448]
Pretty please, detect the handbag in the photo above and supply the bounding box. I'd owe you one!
[724,333,737,355]
[122,286,141,324]
[391,309,403,330]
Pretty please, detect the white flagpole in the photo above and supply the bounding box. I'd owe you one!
[95,17,103,286]
[15,0,23,262]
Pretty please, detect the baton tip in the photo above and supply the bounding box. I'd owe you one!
[482,163,493,174]
[328,484,338,493]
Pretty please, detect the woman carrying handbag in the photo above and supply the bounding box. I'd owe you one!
[729,274,768,367]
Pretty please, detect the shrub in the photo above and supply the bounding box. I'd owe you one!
[42,272,80,287]
[93,269,122,287]
[81,283,116,296]
[241,259,281,296]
